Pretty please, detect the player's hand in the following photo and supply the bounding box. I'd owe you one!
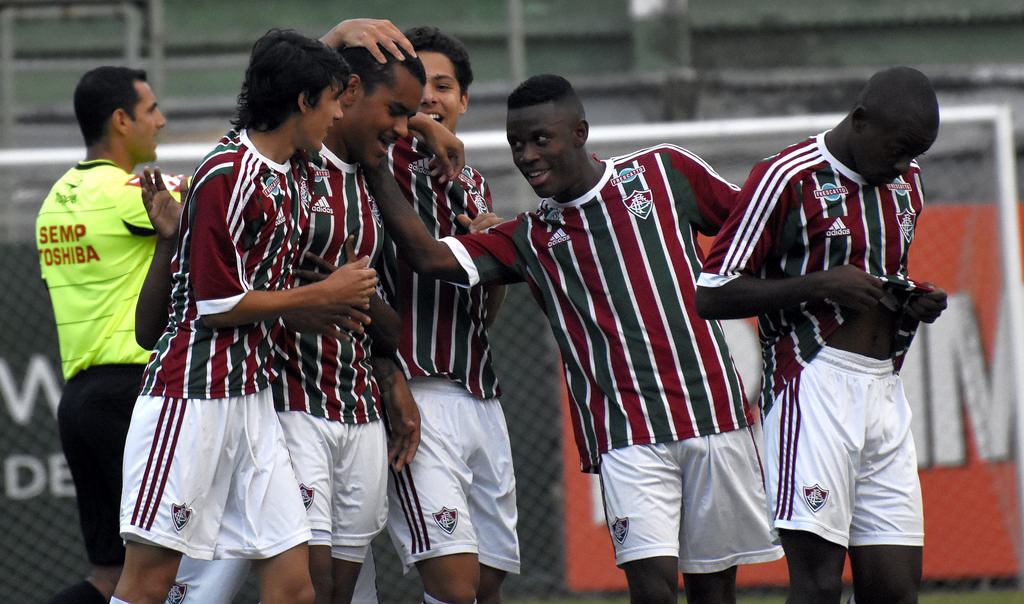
[456,213,504,234]
[320,18,415,63]
[807,265,886,312]
[905,283,947,323]
[318,239,377,309]
[140,167,182,240]
[380,369,420,471]
[409,113,464,184]
[282,304,371,341]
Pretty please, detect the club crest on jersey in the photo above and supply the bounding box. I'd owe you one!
[369,197,382,226]
[611,165,646,186]
[624,189,653,219]
[813,183,849,202]
[548,228,570,248]
[897,209,916,242]
[171,503,193,531]
[825,216,851,237]
[311,196,333,215]
[261,174,282,198]
[433,506,459,534]
[803,484,829,513]
[167,583,188,604]
[299,483,314,510]
[611,517,629,544]
[887,180,912,197]
[409,157,431,175]
[470,191,489,214]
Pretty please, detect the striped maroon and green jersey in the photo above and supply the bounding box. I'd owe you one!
[381,136,501,399]
[271,146,384,423]
[697,132,927,413]
[140,130,304,399]
[444,144,752,472]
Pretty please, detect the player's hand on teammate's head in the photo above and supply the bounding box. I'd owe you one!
[320,18,415,63]
[140,167,183,241]
[456,212,504,235]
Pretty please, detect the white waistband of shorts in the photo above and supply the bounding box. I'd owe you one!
[408,375,473,395]
[813,346,895,377]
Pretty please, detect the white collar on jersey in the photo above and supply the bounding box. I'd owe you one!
[816,130,868,186]
[318,144,357,174]
[239,129,291,174]
[538,158,615,210]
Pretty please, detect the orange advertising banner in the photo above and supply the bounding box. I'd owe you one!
[561,204,1024,590]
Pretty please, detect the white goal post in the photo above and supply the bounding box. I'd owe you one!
[3,105,1023,577]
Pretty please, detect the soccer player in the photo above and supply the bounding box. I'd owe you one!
[694,66,948,604]
[380,26,519,604]
[111,29,375,604]
[36,65,180,604]
[363,74,782,604]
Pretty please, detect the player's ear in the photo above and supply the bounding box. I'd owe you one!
[340,74,362,108]
[298,91,313,114]
[850,105,870,133]
[573,118,590,148]
[109,108,132,136]
[458,90,468,116]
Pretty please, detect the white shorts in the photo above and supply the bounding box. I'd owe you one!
[120,391,311,560]
[167,557,250,603]
[278,410,388,561]
[764,346,924,548]
[387,377,520,574]
[599,427,782,573]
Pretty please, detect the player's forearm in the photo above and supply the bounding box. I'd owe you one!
[367,294,401,357]
[362,164,469,282]
[201,281,340,328]
[695,274,825,320]
[482,284,507,328]
[135,236,176,348]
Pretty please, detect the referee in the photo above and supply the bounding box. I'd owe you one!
[36,66,178,604]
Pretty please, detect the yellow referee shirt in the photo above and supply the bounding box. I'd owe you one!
[37,159,182,380]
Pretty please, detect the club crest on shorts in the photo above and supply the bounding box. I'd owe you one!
[623,189,653,219]
[299,483,314,510]
[171,503,193,531]
[433,506,458,534]
[803,484,829,513]
[167,583,188,604]
[611,516,629,544]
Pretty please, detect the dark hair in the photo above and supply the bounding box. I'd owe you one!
[338,46,426,97]
[403,26,473,93]
[233,29,350,132]
[73,66,147,146]
[507,74,579,111]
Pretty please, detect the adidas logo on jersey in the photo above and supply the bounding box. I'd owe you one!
[274,210,287,227]
[311,197,333,214]
[825,217,851,237]
[409,157,431,175]
[548,228,570,247]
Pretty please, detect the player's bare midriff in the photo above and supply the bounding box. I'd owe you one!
[826,303,898,360]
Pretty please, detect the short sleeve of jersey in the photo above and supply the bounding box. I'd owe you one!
[187,172,253,312]
[112,175,154,231]
[698,157,796,287]
[666,148,739,235]
[443,217,527,287]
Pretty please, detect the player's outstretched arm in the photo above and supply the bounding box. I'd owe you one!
[695,265,888,320]
[135,167,182,349]
[319,18,415,62]
[362,162,469,283]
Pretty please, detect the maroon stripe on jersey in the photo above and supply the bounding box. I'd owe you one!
[390,465,430,554]
[563,203,653,443]
[529,221,612,449]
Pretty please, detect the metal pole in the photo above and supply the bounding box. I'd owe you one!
[992,105,1024,584]
[147,0,165,97]
[506,0,526,83]
[0,6,15,148]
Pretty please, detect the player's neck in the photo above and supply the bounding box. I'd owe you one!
[248,127,297,165]
[84,141,133,173]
